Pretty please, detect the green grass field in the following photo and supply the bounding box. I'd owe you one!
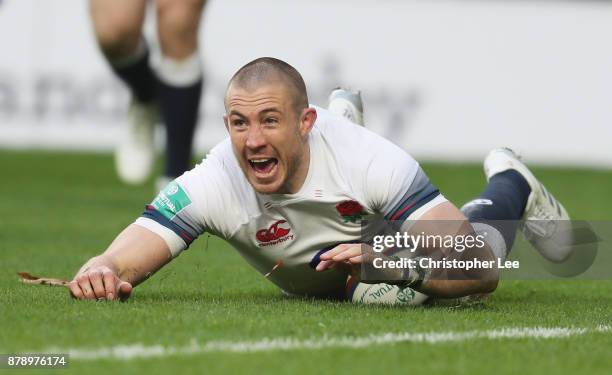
[1,150,611,374]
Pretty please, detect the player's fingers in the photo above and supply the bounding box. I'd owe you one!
[331,245,362,262]
[360,248,378,265]
[102,270,116,300]
[88,270,106,300]
[315,259,334,271]
[320,243,352,260]
[117,281,133,301]
[76,274,95,300]
[68,280,84,300]
[348,254,364,264]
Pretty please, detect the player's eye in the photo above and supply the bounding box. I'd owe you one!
[232,119,246,127]
[264,117,278,125]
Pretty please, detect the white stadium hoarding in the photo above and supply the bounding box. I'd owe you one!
[0,0,611,167]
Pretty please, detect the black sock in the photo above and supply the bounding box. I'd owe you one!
[461,170,531,251]
[158,79,203,178]
[111,47,157,103]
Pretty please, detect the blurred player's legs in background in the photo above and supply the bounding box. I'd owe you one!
[91,0,154,185]
[155,0,205,188]
[90,0,205,187]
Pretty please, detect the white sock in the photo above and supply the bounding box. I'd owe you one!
[156,52,203,87]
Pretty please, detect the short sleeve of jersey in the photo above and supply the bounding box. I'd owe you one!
[134,143,241,257]
[362,144,441,221]
[315,107,442,221]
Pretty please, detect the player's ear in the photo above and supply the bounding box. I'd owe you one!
[223,114,229,132]
[299,107,317,138]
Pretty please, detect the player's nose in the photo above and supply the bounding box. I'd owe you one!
[245,124,267,150]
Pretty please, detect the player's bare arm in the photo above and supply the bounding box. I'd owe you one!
[69,225,172,301]
[318,201,499,298]
[399,201,498,297]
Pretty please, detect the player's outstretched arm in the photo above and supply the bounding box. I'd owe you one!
[69,224,173,301]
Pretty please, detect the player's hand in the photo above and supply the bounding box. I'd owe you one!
[68,266,132,301]
[316,243,375,272]
[317,243,406,285]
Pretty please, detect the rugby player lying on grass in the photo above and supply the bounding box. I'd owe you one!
[69,57,572,305]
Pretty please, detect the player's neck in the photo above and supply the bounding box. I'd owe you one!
[283,143,311,195]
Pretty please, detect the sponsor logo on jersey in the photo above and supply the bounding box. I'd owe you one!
[151,182,191,220]
[256,219,294,247]
[166,183,179,195]
[336,200,366,223]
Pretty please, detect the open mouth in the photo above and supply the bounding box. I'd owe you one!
[248,158,278,176]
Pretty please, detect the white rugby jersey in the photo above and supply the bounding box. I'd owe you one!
[135,106,446,298]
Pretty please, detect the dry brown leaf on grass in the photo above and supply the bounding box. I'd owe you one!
[264,260,284,278]
[18,272,70,287]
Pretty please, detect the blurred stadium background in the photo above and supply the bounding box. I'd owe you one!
[1,1,612,373]
[0,0,611,166]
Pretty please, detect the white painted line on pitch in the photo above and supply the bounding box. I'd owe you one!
[33,325,612,361]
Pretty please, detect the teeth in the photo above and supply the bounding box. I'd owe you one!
[250,158,271,164]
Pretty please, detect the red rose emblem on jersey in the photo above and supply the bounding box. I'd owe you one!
[336,200,366,223]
